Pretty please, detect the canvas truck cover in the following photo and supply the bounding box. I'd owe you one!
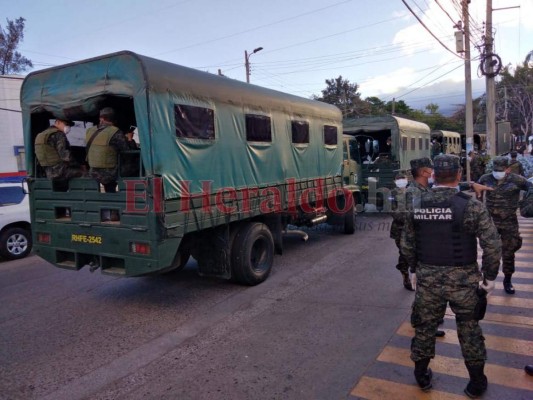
[21,51,343,199]
[343,115,430,170]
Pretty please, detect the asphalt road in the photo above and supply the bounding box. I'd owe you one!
[1,213,532,400]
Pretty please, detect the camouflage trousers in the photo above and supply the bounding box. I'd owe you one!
[410,264,486,364]
[491,211,522,276]
[394,236,409,274]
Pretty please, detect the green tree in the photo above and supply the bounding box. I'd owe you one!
[384,99,413,116]
[313,76,369,117]
[425,103,439,114]
[0,17,33,75]
[364,96,387,115]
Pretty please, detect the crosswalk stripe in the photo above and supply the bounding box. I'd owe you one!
[377,346,533,391]
[510,283,533,291]
[488,295,533,309]
[515,261,533,268]
[511,271,533,279]
[397,322,533,356]
[483,311,533,328]
[443,310,533,328]
[350,376,465,399]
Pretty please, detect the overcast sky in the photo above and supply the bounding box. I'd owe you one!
[3,0,532,114]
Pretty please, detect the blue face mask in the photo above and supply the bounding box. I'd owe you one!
[492,171,506,180]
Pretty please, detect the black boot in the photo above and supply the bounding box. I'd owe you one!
[464,363,488,398]
[503,274,515,295]
[414,359,432,391]
[402,271,414,291]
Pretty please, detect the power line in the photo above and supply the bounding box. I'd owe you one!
[401,0,461,58]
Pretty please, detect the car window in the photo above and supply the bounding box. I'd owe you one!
[0,186,25,206]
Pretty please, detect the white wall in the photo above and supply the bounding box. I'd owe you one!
[0,76,25,175]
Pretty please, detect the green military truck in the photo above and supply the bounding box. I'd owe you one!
[342,115,431,206]
[21,51,357,286]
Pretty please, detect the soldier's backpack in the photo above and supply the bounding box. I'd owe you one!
[519,187,533,218]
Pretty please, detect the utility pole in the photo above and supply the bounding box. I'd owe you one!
[462,0,474,181]
[244,47,263,84]
[485,0,496,156]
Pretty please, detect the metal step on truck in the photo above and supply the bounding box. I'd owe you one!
[21,51,360,286]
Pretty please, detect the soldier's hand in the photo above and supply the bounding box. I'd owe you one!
[409,271,417,291]
[479,279,495,295]
[472,183,493,198]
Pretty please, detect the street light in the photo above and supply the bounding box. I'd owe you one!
[245,47,263,83]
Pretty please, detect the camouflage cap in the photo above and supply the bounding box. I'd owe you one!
[492,156,509,171]
[394,172,407,180]
[410,157,433,170]
[99,107,116,121]
[510,151,518,158]
[433,154,460,172]
[56,118,74,127]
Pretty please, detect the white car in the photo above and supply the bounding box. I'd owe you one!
[0,182,32,260]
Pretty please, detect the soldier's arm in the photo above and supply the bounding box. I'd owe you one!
[52,132,71,163]
[110,130,131,152]
[400,211,417,272]
[467,201,501,280]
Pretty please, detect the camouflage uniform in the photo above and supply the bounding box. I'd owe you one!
[508,159,525,176]
[401,156,501,370]
[478,158,532,277]
[87,123,130,192]
[34,127,82,181]
[469,155,485,182]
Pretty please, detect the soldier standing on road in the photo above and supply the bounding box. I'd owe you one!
[478,156,532,294]
[34,118,84,188]
[390,172,413,291]
[86,107,130,193]
[401,155,501,397]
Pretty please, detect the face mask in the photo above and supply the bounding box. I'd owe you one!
[428,176,434,185]
[63,126,71,134]
[467,157,472,162]
[492,171,506,180]
[395,179,408,188]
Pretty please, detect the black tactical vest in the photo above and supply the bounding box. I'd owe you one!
[413,192,477,266]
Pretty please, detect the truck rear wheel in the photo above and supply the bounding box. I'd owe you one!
[343,201,356,234]
[231,222,274,286]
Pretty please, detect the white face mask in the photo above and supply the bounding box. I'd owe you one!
[63,126,71,134]
[492,171,506,180]
[395,179,408,188]
[428,176,434,185]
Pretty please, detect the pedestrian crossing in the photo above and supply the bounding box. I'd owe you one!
[350,216,533,399]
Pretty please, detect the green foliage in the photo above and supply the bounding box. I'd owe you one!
[0,17,33,75]
[313,76,370,118]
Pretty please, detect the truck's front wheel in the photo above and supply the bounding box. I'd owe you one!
[231,222,274,286]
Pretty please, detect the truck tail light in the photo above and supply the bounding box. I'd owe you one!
[130,242,151,255]
[37,232,51,244]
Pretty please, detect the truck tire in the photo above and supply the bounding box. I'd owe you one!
[343,201,356,234]
[0,227,32,260]
[231,222,274,286]
[170,249,191,273]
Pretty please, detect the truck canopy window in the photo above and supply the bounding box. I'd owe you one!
[245,114,272,142]
[291,121,309,144]
[324,125,337,145]
[174,104,215,140]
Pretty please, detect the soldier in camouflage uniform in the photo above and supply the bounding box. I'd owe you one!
[508,151,525,177]
[86,107,130,193]
[401,155,501,397]
[34,118,83,188]
[390,172,412,290]
[478,156,532,294]
[468,151,485,183]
